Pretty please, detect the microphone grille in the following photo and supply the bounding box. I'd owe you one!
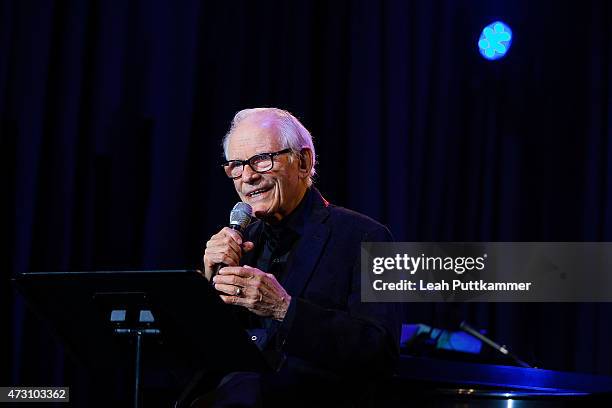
[229,202,253,230]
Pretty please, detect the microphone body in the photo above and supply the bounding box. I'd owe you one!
[211,202,253,279]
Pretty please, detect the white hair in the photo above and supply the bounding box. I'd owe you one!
[222,107,317,185]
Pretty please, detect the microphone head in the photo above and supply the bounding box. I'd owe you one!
[229,202,253,233]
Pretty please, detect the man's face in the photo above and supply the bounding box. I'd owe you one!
[226,115,308,223]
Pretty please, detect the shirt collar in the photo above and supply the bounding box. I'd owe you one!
[263,187,314,240]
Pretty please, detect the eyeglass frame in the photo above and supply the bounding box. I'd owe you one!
[221,148,294,179]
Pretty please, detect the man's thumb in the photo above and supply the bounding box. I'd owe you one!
[242,241,255,252]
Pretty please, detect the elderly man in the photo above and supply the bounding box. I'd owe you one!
[189,108,399,407]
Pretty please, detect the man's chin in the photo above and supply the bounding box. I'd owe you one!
[251,204,272,219]
[253,206,284,223]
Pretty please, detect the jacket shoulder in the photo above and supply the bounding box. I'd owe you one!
[326,204,393,240]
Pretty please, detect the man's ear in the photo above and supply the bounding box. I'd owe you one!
[298,148,313,177]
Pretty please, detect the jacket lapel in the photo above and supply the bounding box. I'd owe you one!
[282,190,331,297]
[241,221,263,267]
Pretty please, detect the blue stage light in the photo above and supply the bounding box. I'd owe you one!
[478,21,512,60]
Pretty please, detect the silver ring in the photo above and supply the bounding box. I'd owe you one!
[258,292,263,302]
[235,287,242,296]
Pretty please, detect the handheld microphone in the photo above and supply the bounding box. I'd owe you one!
[212,202,253,278]
[228,202,253,235]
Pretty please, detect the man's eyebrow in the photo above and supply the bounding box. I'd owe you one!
[229,150,274,161]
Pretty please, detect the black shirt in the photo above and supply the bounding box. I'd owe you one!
[253,189,310,284]
[246,188,314,356]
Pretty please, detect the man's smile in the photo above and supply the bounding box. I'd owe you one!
[245,185,273,200]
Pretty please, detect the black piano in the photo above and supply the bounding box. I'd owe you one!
[379,356,612,407]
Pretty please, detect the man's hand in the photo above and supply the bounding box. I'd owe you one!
[202,227,255,281]
[212,265,292,321]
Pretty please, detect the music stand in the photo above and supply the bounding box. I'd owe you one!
[12,270,270,408]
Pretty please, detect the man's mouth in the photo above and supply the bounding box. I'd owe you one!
[246,186,272,198]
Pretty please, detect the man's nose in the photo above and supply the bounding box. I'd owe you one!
[241,164,260,183]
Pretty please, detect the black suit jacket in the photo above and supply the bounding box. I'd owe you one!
[240,188,401,379]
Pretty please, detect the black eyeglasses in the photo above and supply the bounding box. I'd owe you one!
[221,148,293,179]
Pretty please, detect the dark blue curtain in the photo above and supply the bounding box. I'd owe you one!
[2,0,612,395]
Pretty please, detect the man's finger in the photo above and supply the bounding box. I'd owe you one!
[242,241,255,253]
[220,295,253,308]
[206,239,242,259]
[221,227,243,245]
[208,239,242,259]
[213,274,248,288]
[214,283,242,296]
[206,251,240,267]
[218,266,261,277]
[219,295,240,305]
